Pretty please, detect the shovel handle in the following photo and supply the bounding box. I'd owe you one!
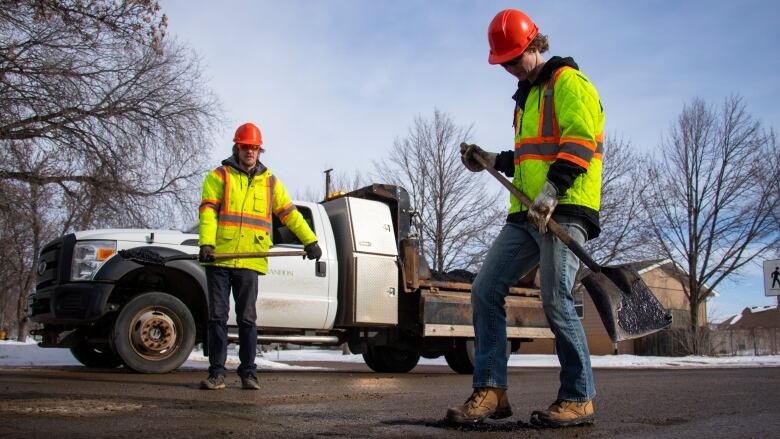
[472,153,602,272]
[213,251,307,259]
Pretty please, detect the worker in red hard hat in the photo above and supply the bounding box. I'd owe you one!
[450,9,604,427]
[198,122,322,390]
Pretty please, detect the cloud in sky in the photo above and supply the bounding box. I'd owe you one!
[161,0,779,316]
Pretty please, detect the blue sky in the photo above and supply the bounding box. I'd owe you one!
[162,1,779,319]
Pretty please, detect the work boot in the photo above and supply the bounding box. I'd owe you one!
[199,374,225,390]
[241,374,260,390]
[530,399,594,428]
[445,388,512,424]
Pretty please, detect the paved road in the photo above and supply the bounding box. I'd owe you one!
[0,361,778,438]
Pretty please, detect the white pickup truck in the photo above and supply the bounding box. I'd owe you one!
[29,184,552,374]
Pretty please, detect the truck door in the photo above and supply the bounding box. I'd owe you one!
[227,205,331,330]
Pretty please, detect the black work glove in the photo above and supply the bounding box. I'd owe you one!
[198,245,215,263]
[304,242,322,261]
[460,142,497,172]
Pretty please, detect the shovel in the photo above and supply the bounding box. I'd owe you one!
[472,152,672,342]
[118,247,306,267]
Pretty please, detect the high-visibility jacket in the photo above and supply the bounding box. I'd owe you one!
[510,65,604,218]
[198,157,317,274]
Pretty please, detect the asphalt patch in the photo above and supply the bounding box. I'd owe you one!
[0,398,144,417]
[382,418,538,432]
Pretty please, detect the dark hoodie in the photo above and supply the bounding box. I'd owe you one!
[223,154,266,182]
[493,56,600,239]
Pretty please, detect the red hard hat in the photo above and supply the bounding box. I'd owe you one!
[487,9,539,65]
[233,123,263,147]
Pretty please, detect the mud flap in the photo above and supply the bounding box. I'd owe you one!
[582,266,673,343]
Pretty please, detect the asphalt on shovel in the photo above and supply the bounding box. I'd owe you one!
[472,152,672,342]
[118,248,306,266]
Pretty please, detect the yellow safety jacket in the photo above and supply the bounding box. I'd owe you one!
[510,65,604,216]
[198,157,317,274]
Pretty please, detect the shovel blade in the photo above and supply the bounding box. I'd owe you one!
[582,266,672,343]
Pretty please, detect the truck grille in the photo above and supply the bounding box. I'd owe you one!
[35,234,76,291]
[56,293,84,314]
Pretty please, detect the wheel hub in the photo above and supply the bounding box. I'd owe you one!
[131,310,176,355]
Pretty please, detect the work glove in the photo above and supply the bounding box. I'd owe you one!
[527,181,559,235]
[198,245,215,263]
[460,142,497,172]
[304,242,322,261]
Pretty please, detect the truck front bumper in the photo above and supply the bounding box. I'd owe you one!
[28,282,115,325]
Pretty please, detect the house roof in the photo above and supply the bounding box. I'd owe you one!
[719,305,779,329]
[628,258,719,298]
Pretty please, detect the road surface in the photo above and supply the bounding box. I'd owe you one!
[0,361,778,438]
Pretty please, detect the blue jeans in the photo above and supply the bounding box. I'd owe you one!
[206,266,259,377]
[471,216,596,401]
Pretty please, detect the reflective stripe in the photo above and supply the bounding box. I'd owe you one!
[213,166,226,181]
[276,202,297,221]
[217,214,272,231]
[515,142,559,161]
[515,141,597,167]
[540,86,555,137]
[221,165,230,214]
[220,210,270,221]
[266,175,273,219]
[558,140,595,169]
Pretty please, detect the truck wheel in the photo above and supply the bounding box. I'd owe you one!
[363,346,420,373]
[445,340,514,374]
[111,292,195,374]
[445,339,476,374]
[70,343,123,369]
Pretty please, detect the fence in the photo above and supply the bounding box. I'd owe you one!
[710,328,780,356]
[634,329,687,356]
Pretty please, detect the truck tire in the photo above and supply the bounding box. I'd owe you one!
[444,339,476,374]
[362,346,420,373]
[70,343,123,369]
[111,292,195,374]
[445,340,515,374]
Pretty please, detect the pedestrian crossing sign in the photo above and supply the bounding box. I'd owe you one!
[764,259,780,296]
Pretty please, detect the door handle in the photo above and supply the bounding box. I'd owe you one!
[315,261,326,277]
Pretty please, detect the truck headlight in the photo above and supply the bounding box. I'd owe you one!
[71,240,117,281]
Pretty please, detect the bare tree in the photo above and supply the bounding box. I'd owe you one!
[642,96,780,354]
[586,134,655,264]
[374,109,502,272]
[0,0,222,340]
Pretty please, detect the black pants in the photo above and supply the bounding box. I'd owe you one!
[205,266,258,377]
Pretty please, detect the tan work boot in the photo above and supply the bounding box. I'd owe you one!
[530,399,594,428]
[445,387,512,424]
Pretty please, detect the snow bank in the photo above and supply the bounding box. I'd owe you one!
[2,340,779,370]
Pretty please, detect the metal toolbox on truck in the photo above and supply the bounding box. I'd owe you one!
[323,196,398,326]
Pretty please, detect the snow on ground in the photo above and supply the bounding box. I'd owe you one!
[2,339,780,371]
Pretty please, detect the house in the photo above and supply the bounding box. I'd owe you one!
[520,259,715,356]
[716,305,779,330]
[711,305,779,355]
